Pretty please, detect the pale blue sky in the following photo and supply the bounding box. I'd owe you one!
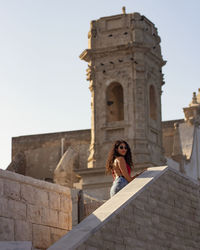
[0,0,200,169]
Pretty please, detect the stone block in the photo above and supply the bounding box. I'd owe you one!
[32,224,51,249]
[27,204,42,224]
[58,211,71,230]
[114,243,126,250]
[85,236,102,249]
[102,239,116,249]
[134,199,145,211]
[14,219,32,241]
[21,184,48,207]
[68,213,72,229]
[60,194,71,212]
[104,228,123,244]
[49,191,60,210]
[0,178,3,196]
[76,244,87,250]
[50,227,68,245]
[151,214,160,225]
[42,207,58,227]
[4,179,20,200]
[0,241,32,250]
[132,207,145,218]
[0,196,7,215]
[2,199,26,220]
[87,245,100,250]
[0,217,14,240]
[191,200,198,208]
[134,52,144,61]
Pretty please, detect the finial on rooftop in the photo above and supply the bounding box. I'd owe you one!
[192,92,198,104]
[174,122,179,129]
[122,6,126,14]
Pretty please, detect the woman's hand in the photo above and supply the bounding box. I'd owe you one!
[132,168,147,179]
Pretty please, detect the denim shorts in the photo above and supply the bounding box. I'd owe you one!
[110,176,129,197]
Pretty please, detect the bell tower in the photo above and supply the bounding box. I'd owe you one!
[80,11,166,172]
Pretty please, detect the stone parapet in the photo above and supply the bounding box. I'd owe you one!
[12,129,90,157]
[48,166,200,250]
[9,129,91,181]
[0,169,79,249]
[162,119,184,129]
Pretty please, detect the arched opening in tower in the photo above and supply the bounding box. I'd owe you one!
[149,85,157,121]
[106,82,124,122]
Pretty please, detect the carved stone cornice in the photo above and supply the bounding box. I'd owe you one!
[80,43,166,67]
[146,51,167,67]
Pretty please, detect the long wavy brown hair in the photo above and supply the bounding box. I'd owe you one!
[105,140,133,174]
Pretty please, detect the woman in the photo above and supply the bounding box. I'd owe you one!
[106,140,140,197]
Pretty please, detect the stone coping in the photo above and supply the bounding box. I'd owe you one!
[12,128,90,140]
[0,241,32,250]
[0,169,71,195]
[48,166,170,250]
[74,167,106,175]
[162,119,184,128]
[167,163,200,185]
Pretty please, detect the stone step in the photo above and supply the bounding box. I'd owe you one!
[0,241,32,250]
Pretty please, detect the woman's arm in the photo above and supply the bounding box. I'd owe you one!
[116,157,132,182]
[132,169,147,180]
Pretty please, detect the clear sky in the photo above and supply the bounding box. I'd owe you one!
[0,0,200,170]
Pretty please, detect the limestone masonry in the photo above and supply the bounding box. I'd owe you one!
[7,11,200,199]
[1,9,200,249]
[0,169,79,249]
[49,167,200,250]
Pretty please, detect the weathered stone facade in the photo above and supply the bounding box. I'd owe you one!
[2,9,200,249]
[10,129,90,182]
[5,11,200,200]
[4,9,200,196]
[80,12,166,170]
[76,11,167,199]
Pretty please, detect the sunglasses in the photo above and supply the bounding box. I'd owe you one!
[119,145,127,150]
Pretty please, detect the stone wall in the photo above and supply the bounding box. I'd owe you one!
[0,169,79,250]
[8,120,187,182]
[82,193,105,220]
[48,166,200,250]
[162,119,184,157]
[10,129,90,181]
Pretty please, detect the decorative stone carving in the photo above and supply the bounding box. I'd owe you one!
[183,90,200,125]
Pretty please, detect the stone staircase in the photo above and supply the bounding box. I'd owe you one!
[48,166,200,250]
